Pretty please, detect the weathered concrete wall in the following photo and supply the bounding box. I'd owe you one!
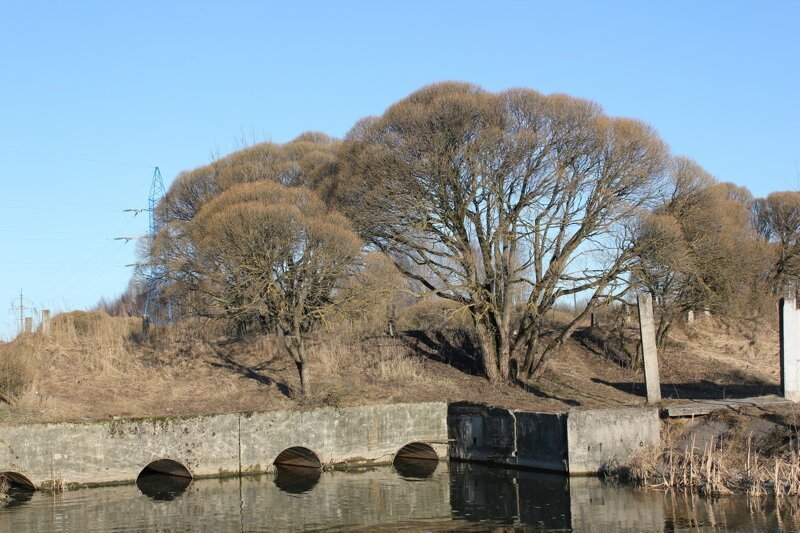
[516,411,568,472]
[241,402,449,473]
[449,403,660,474]
[566,407,660,474]
[0,414,240,488]
[447,403,516,464]
[0,402,448,488]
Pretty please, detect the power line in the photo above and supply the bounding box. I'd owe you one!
[0,148,154,169]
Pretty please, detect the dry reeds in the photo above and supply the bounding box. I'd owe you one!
[612,427,800,496]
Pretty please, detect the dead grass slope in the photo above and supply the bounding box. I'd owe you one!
[0,310,783,424]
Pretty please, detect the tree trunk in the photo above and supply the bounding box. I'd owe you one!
[296,361,311,396]
[474,320,501,382]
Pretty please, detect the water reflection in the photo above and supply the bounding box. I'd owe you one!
[393,456,438,479]
[450,461,571,528]
[273,465,321,494]
[0,462,797,531]
[136,471,192,501]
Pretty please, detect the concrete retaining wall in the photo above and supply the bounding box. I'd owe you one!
[0,402,448,489]
[449,403,659,474]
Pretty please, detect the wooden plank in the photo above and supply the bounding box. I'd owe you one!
[662,396,791,418]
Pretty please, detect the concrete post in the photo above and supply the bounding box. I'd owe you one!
[686,310,695,324]
[637,292,661,404]
[780,285,800,401]
[24,317,33,334]
[41,309,51,335]
[590,313,598,328]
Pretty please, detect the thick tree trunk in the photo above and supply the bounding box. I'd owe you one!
[474,311,511,382]
[474,320,501,382]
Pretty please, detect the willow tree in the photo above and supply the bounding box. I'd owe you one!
[632,158,766,347]
[753,191,800,291]
[338,82,668,381]
[160,181,362,395]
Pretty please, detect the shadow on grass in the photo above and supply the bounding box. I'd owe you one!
[592,375,780,401]
[209,344,293,398]
[401,329,482,375]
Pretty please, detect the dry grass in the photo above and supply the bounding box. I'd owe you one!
[313,335,434,387]
[610,408,800,495]
[0,305,787,428]
[0,336,36,404]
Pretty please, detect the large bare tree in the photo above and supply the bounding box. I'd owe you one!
[337,82,668,381]
[157,181,363,395]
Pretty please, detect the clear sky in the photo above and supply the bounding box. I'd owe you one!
[0,1,798,339]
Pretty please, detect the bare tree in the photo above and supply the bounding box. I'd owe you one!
[753,191,800,290]
[337,82,668,381]
[158,181,363,395]
[634,159,769,346]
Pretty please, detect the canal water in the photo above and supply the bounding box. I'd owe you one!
[0,461,797,531]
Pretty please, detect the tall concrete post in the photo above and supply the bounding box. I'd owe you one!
[637,292,661,404]
[41,309,51,335]
[24,317,33,334]
[780,285,800,401]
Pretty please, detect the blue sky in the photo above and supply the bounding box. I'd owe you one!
[1,1,798,338]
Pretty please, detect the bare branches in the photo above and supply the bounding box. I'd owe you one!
[337,82,669,381]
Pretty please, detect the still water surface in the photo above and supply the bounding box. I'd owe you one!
[0,461,797,531]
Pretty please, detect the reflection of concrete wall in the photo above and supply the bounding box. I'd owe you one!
[449,403,659,474]
[0,402,448,488]
[0,467,452,532]
[569,477,664,532]
[449,462,572,529]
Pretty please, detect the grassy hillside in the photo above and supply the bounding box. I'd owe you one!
[0,307,781,425]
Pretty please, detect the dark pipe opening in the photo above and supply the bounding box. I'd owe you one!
[393,443,439,479]
[273,447,322,470]
[0,472,36,507]
[136,459,192,501]
[0,472,36,492]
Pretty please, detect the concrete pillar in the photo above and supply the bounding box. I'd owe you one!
[780,285,800,401]
[637,292,661,404]
[686,310,695,324]
[24,317,33,334]
[41,309,51,335]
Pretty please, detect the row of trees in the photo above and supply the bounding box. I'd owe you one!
[134,82,798,394]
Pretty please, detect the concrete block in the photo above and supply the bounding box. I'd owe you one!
[515,412,568,472]
[566,407,660,474]
[447,403,515,464]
